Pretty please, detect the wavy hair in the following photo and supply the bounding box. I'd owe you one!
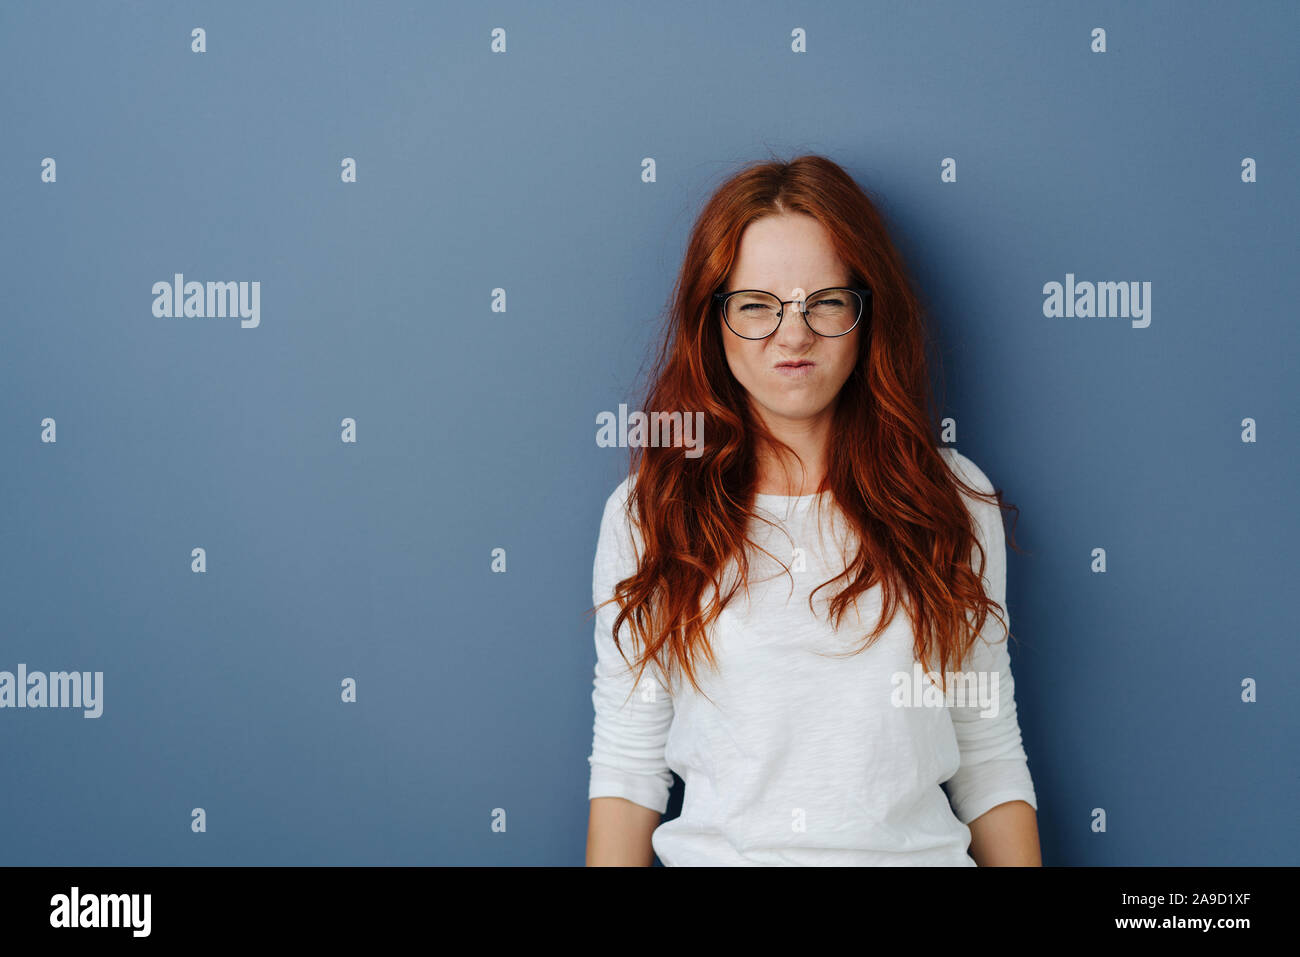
[597,154,1022,701]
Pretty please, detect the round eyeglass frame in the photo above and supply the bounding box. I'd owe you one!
[713,285,873,340]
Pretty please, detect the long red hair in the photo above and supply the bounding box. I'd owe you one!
[597,154,1022,700]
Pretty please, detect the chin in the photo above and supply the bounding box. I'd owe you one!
[761,397,832,420]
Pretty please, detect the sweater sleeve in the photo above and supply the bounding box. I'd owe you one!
[586,477,676,814]
[938,449,1039,825]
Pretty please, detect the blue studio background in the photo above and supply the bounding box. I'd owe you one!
[1,0,1295,866]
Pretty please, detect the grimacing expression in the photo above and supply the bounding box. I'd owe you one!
[719,213,861,432]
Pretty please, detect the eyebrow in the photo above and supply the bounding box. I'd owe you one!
[727,283,852,294]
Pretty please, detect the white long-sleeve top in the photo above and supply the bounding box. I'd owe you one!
[586,447,1038,866]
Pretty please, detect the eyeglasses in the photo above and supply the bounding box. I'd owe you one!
[713,285,872,339]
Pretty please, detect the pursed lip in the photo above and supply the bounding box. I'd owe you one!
[775,359,814,368]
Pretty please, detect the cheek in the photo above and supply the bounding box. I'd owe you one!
[831,338,861,380]
[722,338,760,382]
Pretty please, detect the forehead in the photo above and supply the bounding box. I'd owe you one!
[730,213,847,291]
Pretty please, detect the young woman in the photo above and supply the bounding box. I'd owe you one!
[585,155,1041,866]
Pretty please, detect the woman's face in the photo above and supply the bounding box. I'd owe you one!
[719,212,862,434]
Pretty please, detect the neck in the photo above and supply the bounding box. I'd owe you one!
[752,407,833,496]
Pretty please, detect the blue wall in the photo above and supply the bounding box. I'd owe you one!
[0,0,1294,865]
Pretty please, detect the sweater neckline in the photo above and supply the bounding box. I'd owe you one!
[754,489,827,506]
